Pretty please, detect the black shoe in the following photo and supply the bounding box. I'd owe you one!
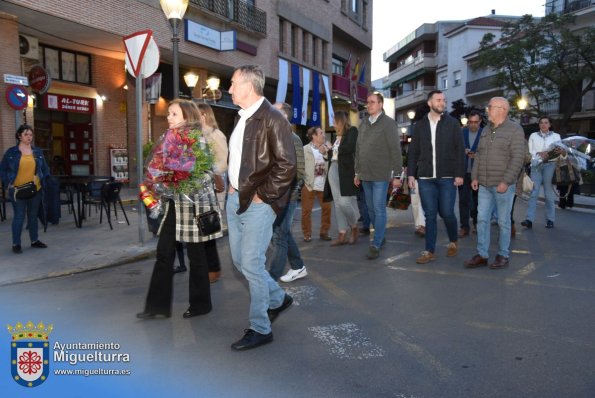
[136,311,170,319]
[31,240,48,248]
[520,220,532,229]
[546,220,554,229]
[231,329,273,351]
[359,227,370,235]
[267,294,293,322]
[12,245,22,254]
[173,265,187,273]
[182,307,211,318]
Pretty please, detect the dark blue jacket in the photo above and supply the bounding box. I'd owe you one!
[1,145,51,188]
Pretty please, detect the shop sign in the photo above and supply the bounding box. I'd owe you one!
[5,84,29,110]
[184,19,235,51]
[4,74,29,86]
[28,65,51,94]
[43,93,94,114]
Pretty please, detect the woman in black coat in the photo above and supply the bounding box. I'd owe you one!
[325,111,360,246]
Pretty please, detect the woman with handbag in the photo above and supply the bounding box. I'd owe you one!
[0,124,51,254]
[196,103,228,283]
[137,99,223,319]
[324,111,360,246]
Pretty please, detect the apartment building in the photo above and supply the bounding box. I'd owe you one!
[0,0,372,184]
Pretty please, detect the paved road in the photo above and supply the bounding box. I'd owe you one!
[2,200,594,397]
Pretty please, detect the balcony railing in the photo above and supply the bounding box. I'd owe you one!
[331,74,368,103]
[466,75,500,95]
[564,0,593,14]
[190,0,267,36]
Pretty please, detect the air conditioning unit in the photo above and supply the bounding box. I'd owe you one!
[19,34,39,60]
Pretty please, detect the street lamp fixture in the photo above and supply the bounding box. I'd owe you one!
[517,98,528,125]
[407,110,415,121]
[183,71,199,98]
[203,76,222,102]
[460,116,468,126]
[160,0,189,99]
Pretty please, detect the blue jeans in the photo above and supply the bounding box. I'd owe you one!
[357,183,370,229]
[526,162,556,222]
[268,200,304,281]
[11,190,42,246]
[361,180,389,248]
[477,185,516,258]
[226,192,286,334]
[418,178,458,253]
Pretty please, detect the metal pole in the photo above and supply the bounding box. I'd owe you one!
[171,18,180,99]
[136,74,145,246]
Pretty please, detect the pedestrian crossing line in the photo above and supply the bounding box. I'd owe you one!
[523,280,595,294]
[387,265,503,282]
[511,249,531,254]
[504,262,537,285]
[308,271,453,378]
[466,320,595,349]
[383,251,414,265]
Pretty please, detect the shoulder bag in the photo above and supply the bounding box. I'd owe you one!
[551,158,580,187]
[14,181,37,200]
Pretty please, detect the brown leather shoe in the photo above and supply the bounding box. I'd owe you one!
[208,271,220,283]
[458,228,469,238]
[330,232,347,246]
[446,242,458,257]
[319,234,332,241]
[414,226,426,237]
[489,254,509,269]
[416,251,436,264]
[464,254,488,268]
[348,226,359,245]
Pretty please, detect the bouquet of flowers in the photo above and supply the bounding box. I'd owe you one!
[140,125,214,218]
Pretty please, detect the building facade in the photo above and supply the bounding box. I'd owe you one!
[378,2,594,137]
[0,0,372,185]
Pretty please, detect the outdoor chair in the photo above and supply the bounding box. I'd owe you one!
[0,183,7,221]
[101,181,129,230]
[59,183,78,227]
[81,180,109,226]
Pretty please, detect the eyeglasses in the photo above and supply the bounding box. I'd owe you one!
[467,120,480,124]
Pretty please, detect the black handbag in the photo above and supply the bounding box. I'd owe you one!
[14,181,38,200]
[551,158,580,186]
[195,209,221,236]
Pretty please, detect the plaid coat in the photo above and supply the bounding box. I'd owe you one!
[158,174,223,243]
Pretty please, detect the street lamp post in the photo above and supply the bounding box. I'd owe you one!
[160,0,189,99]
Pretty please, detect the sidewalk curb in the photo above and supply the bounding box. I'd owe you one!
[0,248,157,288]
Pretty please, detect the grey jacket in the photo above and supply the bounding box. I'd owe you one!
[471,119,527,187]
[355,112,402,181]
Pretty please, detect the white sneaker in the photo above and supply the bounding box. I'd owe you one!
[279,267,308,283]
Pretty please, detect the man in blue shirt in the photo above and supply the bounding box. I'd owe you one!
[458,110,482,237]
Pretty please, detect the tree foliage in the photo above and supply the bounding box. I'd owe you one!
[475,13,595,130]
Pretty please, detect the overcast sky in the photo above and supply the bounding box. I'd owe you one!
[371,0,547,80]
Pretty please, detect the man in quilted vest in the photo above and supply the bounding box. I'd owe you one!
[464,97,526,270]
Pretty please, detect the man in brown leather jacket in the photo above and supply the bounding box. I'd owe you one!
[226,65,297,351]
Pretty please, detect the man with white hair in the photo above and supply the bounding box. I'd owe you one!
[464,97,526,270]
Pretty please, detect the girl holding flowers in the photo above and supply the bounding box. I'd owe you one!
[137,99,223,319]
